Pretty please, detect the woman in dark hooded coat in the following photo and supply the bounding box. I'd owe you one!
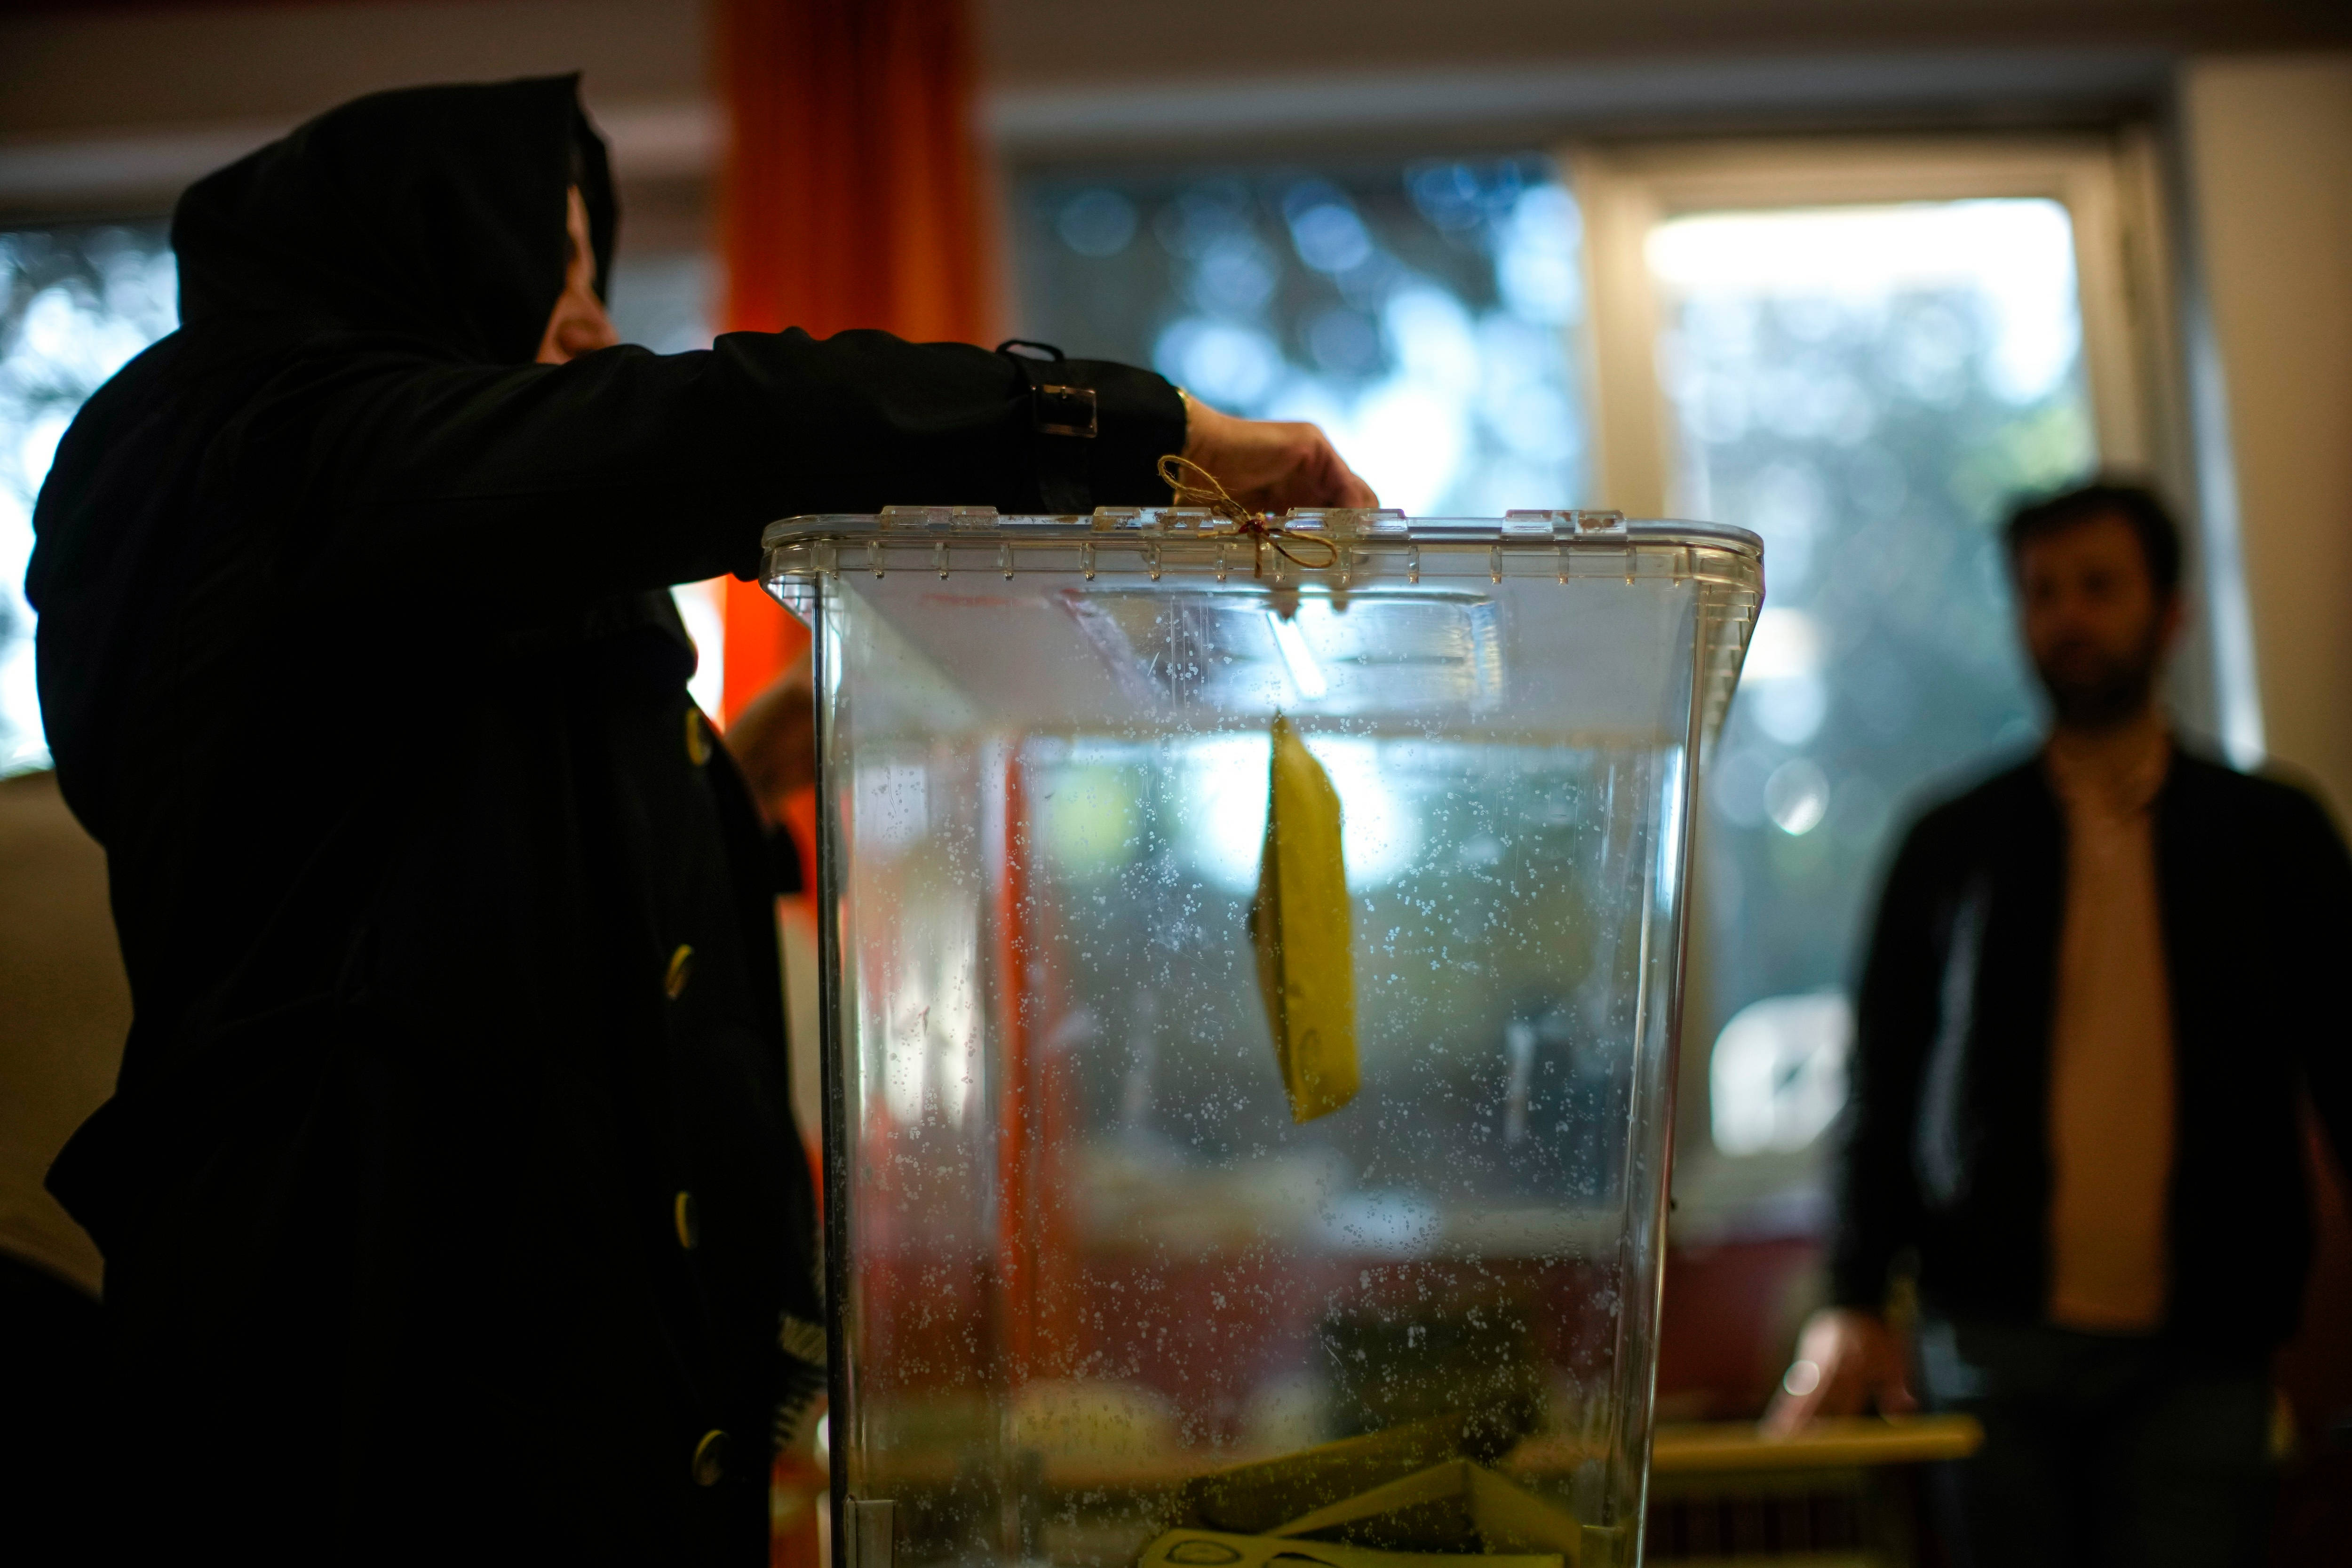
[28,76,1369,1563]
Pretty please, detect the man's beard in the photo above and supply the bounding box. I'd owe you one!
[2034,632,2162,730]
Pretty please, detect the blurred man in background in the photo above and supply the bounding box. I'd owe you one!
[1766,482,2352,1567]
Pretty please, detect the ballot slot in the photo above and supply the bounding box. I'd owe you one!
[1062,589,1504,717]
[770,513,1759,1568]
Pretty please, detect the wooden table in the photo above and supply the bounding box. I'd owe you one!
[1651,1416,1983,1474]
[1632,1416,1982,1565]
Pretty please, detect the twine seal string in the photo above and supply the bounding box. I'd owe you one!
[1157,454,1340,572]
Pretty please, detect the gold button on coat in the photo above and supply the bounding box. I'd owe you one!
[674,1190,699,1250]
[692,1428,728,1488]
[685,709,711,766]
[663,944,694,1000]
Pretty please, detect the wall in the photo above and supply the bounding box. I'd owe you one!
[2176,77,2352,1519]
[5,1,2350,207]
[4,0,2339,142]
[2177,55,2352,818]
[0,0,715,235]
[979,0,2348,92]
[0,0,704,134]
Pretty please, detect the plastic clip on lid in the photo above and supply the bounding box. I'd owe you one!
[998,339,1098,516]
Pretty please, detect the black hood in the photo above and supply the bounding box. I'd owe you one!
[30,76,619,842]
[171,74,615,364]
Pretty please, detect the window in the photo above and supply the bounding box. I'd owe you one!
[0,224,722,772]
[603,254,727,715]
[0,220,176,775]
[1015,156,1590,516]
[1573,136,2196,1213]
[1013,135,2214,1224]
[1665,199,2097,1161]
[606,253,716,357]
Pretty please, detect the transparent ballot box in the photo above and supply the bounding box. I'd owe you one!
[763,505,1762,1568]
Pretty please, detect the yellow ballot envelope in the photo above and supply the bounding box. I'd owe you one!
[1248,715,1359,1123]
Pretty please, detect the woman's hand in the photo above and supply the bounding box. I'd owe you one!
[1180,396,1377,512]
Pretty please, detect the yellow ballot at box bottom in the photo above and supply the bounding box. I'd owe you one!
[1175,1412,1514,1537]
[1249,715,1359,1123]
[1266,1460,1584,1558]
[1160,1418,1599,1568]
[1138,1529,1564,1568]
[1141,1463,1591,1568]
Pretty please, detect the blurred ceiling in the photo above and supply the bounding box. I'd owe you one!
[986,0,2352,86]
[0,0,2344,211]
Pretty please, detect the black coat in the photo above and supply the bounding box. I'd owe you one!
[27,77,1182,1562]
[1829,744,2352,1352]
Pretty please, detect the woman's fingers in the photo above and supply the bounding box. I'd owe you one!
[1311,437,1379,509]
[1236,429,1367,511]
[1181,402,1377,512]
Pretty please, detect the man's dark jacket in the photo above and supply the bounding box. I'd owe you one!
[1830,743,2352,1350]
[25,78,1181,1564]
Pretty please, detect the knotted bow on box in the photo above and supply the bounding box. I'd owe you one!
[1159,454,1343,573]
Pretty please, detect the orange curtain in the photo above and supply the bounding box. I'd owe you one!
[716,13,993,1560]
[713,0,996,725]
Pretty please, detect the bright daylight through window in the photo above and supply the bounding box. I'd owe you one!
[1656,200,2097,1166]
[1016,170,2104,1183]
[0,228,723,772]
[0,223,176,775]
[1017,157,1590,517]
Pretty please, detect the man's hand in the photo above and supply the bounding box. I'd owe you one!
[1181,396,1377,512]
[1760,1308,1917,1435]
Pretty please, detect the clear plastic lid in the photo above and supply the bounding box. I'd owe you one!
[760,503,1762,553]
[760,507,1763,748]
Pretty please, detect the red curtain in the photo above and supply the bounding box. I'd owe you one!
[713,0,996,725]
[714,12,993,1559]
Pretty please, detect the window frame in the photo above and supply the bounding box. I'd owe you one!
[1564,131,2262,1176]
[1566,129,2249,754]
